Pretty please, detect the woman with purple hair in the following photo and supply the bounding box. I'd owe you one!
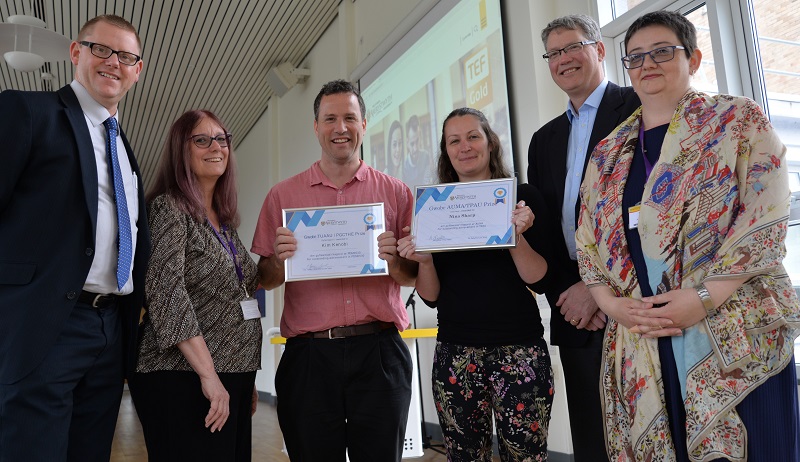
[129,110,261,461]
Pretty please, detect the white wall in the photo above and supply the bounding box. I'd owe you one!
[235,0,598,455]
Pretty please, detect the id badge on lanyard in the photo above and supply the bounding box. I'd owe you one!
[240,295,260,320]
[628,204,641,229]
[209,219,261,320]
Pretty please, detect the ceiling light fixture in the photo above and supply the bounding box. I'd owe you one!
[0,15,71,72]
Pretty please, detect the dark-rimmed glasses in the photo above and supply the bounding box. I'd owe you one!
[79,41,141,66]
[621,45,686,69]
[188,133,232,148]
[542,40,598,62]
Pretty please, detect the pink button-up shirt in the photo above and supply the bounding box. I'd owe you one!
[252,161,413,338]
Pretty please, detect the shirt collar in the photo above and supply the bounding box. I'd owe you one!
[566,79,608,123]
[70,80,114,128]
[309,159,368,186]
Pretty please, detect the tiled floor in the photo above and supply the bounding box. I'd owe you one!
[111,390,452,461]
[106,385,800,461]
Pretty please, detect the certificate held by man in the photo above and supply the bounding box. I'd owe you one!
[283,203,387,281]
[413,178,517,252]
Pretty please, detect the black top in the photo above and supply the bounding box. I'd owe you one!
[420,183,552,346]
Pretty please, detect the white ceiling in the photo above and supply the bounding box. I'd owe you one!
[0,0,341,190]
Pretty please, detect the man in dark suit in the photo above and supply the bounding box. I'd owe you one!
[527,14,640,462]
[0,15,149,462]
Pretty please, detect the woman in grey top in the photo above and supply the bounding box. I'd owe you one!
[129,110,261,462]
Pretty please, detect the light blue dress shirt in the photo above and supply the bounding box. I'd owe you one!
[561,79,608,260]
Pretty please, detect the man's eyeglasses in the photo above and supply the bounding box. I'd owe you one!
[542,40,597,62]
[188,133,232,148]
[621,45,686,69]
[79,41,141,66]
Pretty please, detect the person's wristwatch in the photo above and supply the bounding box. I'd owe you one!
[695,283,715,311]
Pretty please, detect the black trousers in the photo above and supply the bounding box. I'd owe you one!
[276,328,412,462]
[558,329,609,462]
[0,302,123,462]
[129,369,256,462]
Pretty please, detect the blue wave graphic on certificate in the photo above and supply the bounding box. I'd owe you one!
[414,185,457,214]
[486,226,514,245]
[285,209,325,231]
[360,264,386,274]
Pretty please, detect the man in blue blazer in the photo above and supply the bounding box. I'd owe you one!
[0,15,149,462]
[527,15,641,462]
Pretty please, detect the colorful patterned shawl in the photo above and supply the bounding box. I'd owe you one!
[576,89,800,461]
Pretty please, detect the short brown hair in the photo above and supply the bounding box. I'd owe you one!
[313,79,366,121]
[78,15,141,53]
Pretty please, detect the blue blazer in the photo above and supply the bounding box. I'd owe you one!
[0,85,150,384]
[527,82,640,347]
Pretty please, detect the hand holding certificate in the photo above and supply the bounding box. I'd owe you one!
[412,178,517,252]
[283,203,387,282]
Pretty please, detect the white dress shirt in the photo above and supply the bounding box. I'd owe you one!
[71,80,139,295]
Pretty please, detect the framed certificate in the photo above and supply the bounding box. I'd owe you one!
[283,203,387,282]
[412,178,516,252]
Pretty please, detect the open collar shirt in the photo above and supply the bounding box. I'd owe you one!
[252,160,413,338]
[561,79,608,261]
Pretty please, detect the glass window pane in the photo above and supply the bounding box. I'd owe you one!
[609,0,647,20]
[685,5,718,94]
[752,0,800,165]
[752,0,800,286]
[752,0,800,358]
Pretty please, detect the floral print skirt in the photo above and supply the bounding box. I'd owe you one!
[432,338,554,462]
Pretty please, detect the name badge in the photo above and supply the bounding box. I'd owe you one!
[240,298,260,320]
[628,204,641,230]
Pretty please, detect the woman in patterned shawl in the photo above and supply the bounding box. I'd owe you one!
[576,10,800,462]
[129,110,261,461]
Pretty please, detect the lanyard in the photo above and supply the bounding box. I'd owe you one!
[208,219,247,294]
[639,121,655,181]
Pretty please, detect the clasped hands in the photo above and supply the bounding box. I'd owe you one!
[598,288,709,337]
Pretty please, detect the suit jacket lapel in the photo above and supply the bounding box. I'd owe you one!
[59,85,99,240]
[119,128,147,238]
[550,113,571,214]
[583,83,630,179]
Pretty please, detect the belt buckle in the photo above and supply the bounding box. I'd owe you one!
[328,326,346,339]
[91,293,105,308]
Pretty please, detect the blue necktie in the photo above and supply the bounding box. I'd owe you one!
[103,117,133,290]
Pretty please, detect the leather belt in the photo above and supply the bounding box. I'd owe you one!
[295,321,395,339]
[78,290,117,308]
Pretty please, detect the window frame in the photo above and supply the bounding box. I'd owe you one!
[599,0,768,109]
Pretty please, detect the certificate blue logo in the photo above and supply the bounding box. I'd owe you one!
[494,188,507,204]
[363,212,382,231]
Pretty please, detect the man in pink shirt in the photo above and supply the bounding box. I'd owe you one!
[252,80,418,461]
